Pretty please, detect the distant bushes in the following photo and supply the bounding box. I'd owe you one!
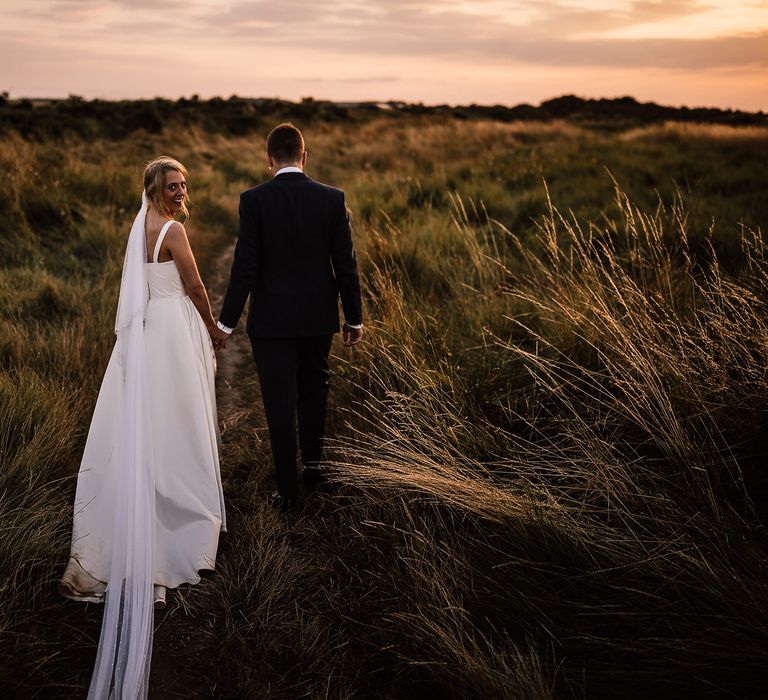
[1,94,765,141]
[0,95,355,140]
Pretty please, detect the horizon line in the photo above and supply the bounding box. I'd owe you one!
[2,92,766,116]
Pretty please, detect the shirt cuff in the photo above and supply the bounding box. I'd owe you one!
[217,321,234,334]
[346,323,363,329]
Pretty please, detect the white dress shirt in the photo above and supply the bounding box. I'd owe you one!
[217,166,362,334]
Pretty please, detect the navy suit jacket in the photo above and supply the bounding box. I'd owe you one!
[219,172,363,337]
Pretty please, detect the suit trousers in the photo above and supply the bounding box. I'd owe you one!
[249,334,334,499]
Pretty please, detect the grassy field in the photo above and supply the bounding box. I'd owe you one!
[1,111,768,698]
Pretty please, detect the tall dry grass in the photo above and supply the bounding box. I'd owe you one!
[326,180,768,697]
[1,116,767,698]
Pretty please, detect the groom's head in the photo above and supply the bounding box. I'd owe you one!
[266,123,306,172]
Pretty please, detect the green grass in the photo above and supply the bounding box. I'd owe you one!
[1,114,767,698]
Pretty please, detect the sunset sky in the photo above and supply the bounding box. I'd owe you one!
[1,0,767,111]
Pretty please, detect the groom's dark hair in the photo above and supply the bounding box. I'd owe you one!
[266,123,305,164]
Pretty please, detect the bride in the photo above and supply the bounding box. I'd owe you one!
[59,156,226,698]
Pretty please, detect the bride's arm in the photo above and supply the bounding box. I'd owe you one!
[164,222,217,330]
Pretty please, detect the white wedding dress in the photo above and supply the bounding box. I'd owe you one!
[60,220,226,603]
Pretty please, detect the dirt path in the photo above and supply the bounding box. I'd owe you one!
[205,243,264,444]
[148,241,268,699]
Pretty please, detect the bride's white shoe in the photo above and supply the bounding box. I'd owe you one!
[153,585,167,610]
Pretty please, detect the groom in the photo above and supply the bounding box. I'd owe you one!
[212,123,363,512]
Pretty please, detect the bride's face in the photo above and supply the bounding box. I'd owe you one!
[162,170,187,214]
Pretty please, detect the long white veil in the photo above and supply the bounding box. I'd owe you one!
[88,191,156,699]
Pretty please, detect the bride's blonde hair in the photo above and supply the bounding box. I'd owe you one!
[143,156,190,220]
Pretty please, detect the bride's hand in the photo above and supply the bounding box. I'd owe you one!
[209,325,230,350]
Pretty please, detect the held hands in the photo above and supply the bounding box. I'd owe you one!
[209,325,231,351]
[343,323,364,347]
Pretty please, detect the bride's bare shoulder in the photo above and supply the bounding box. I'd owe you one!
[164,220,188,241]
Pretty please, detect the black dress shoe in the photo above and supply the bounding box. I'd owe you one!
[267,491,296,513]
[302,466,326,490]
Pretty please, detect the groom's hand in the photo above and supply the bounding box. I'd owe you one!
[343,323,364,347]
